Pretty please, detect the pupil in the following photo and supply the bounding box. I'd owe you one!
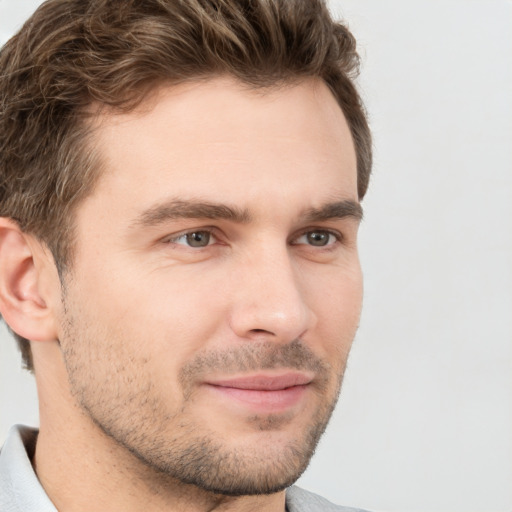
[307,232,328,246]
[186,231,210,247]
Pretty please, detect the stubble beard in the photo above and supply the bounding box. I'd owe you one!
[60,302,348,497]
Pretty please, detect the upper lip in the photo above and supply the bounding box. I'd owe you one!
[205,372,313,391]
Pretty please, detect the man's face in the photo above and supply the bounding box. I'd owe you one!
[57,77,362,495]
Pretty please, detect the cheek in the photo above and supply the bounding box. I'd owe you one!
[96,271,232,382]
[309,263,363,351]
[308,257,362,313]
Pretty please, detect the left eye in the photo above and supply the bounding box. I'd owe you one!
[169,230,215,248]
[294,230,339,247]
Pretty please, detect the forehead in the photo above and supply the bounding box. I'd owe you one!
[83,77,357,219]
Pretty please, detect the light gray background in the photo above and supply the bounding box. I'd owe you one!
[1,1,511,511]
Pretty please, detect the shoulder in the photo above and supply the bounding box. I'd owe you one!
[286,485,370,512]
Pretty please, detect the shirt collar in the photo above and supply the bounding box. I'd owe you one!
[0,425,57,512]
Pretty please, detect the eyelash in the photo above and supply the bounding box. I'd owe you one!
[164,227,343,249]
[292,229,343,249]
[165,229,218,248]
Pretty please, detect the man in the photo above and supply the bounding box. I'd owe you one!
[0,0,372,511]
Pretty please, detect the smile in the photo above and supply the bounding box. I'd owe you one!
[203,372,313,413]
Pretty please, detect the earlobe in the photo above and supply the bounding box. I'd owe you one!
[0,218,58,342]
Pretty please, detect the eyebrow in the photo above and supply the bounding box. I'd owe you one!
[303,200,363,222]
[131,198,362,229]
[133,199,252,228]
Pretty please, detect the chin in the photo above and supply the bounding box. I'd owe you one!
[119,409,331,497]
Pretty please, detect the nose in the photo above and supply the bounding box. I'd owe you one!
[228,246,316,342]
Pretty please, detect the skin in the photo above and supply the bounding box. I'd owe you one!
[0,77,362,512]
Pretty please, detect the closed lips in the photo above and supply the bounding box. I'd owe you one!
[205,373,313,391]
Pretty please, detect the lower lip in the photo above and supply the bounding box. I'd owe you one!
[205,384,308,413]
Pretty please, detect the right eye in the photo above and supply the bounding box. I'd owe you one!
[167,230,216,248]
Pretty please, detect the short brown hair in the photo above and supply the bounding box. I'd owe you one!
[0,0,372,371]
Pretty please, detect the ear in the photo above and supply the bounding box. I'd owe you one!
[0,218,59,342]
